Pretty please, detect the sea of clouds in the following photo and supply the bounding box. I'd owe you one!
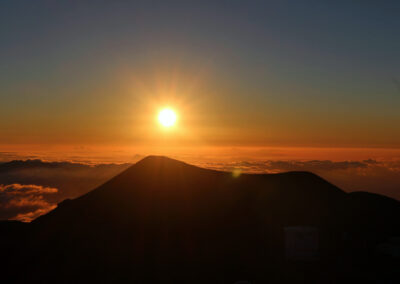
[0,156,399,222]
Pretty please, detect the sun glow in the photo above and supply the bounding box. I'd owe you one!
[158,108,177,127]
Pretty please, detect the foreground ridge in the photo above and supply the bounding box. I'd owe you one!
[1,156,399,283]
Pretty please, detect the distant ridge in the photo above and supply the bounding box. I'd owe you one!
[0,159,130,171]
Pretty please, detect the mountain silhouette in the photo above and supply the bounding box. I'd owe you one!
[1,156,399,283]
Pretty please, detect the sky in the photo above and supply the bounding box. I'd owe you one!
[1,0,400,162]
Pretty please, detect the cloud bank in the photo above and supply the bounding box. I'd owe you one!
[0,158,399,222]
[0,184,58,222]
[0,160,130,222]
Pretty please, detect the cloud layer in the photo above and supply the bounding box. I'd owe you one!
[0,158,399,222]
[0,184,58,222]
[0,159,130,222]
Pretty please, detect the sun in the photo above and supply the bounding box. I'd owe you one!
[158,108,177,127]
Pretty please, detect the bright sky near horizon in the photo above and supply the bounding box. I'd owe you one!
[1,0,400,161]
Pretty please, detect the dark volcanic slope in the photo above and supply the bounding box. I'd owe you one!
[2,156,400,283]
[35,156,346,223]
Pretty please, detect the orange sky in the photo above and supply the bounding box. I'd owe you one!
[1,1,400,162]
[1,67,400,157]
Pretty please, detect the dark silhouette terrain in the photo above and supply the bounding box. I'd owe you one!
[1,156,399,283]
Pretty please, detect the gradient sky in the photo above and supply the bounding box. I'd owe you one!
[1,0,400,160]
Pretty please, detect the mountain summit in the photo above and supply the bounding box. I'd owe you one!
[1,156,399,283]
[34,155,346,228]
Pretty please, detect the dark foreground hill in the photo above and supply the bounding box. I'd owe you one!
[1,156,399,283]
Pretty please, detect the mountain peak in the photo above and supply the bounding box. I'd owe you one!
[3,156,399,283]
[136,155,182,164]
[131,155,198,172]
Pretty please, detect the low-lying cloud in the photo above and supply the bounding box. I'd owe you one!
[0,158,399,222]
[200,159,386,173]
[0,159,130,222]
[0,184,58,222]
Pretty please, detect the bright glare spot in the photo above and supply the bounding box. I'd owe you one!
[158,108,177,127]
